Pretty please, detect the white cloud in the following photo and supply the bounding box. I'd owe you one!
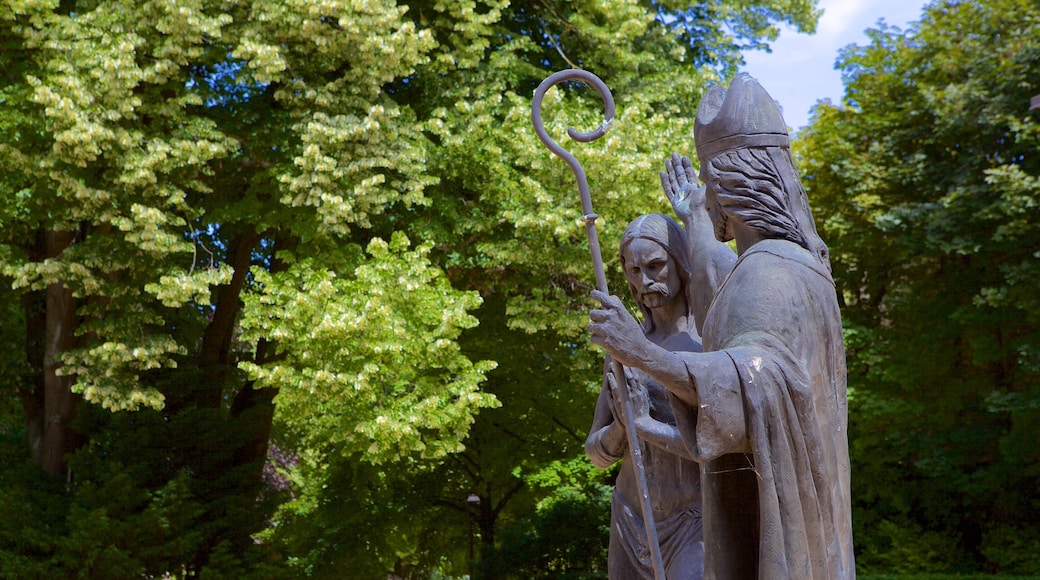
[740,0,927,131]
[817,0,873,40]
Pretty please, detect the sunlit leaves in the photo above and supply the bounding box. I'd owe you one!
[281,105,436,233]
[61,339,181,411]
[0,0,481,421]
[144,265,234,308]
[239,233,498,463]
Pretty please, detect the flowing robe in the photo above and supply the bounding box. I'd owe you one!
[669,239,855,579]
[587,365,705,579]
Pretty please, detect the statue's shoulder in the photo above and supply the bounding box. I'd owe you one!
[710,240,832,318]
[735,239,832,286]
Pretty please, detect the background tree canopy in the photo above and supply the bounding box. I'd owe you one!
[798,0,1040,574]
[0,0,1037,577]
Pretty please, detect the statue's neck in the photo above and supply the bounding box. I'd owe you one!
[733,220,763,256]
[646,294,693,345]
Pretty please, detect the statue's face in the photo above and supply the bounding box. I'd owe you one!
[621,238,681,310]
[700,162,734,243]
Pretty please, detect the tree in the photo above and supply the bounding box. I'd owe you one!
[796,0,1040,572]
[0,0,494,574]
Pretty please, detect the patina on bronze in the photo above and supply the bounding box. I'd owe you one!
[588,74,855,579]
[532,69,667,580]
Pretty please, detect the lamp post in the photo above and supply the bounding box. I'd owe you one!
[466,492,480,579]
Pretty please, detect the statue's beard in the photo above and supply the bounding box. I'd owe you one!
[714,209,732,242]
[639,283,672,308]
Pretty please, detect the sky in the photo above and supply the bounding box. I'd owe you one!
[741,0,929,132]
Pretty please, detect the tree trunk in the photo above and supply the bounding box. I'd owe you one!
[229,235,295,491]
[192,231,286,569]
[478,496,496,578]
[195,231,260,408]
[39,230,81,477]
[230,360,278,487]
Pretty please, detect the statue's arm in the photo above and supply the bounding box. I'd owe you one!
[589,291,700,406]
[606,366,699,460]
[633,415,697,460]
[661,153,737,334]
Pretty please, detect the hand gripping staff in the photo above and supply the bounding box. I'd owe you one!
[531,69,666,580]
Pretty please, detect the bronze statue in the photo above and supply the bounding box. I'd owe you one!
[588,74,855,579]
[585,213,706,579]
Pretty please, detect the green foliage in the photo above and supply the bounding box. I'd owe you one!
[238,233,498,464]
[71,403,289,577]
[0,0,483,411]
[854,518,959,575]
[0,434,66,578]
[493,457,612,578]
[262,453,479,578]
[798,0,1040,573]
[0,416,286,578]
[979,525,1040,576]
[1,0,497,572]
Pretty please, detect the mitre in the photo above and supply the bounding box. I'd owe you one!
[694,73,790,161]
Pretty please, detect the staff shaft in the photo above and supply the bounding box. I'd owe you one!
[531,69,666,580]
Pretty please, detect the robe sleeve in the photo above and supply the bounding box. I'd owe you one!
[669,350,750,462]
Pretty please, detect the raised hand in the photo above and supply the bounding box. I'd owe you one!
[660,152,705,227]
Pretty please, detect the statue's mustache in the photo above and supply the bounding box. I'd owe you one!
[639,282,671,301]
